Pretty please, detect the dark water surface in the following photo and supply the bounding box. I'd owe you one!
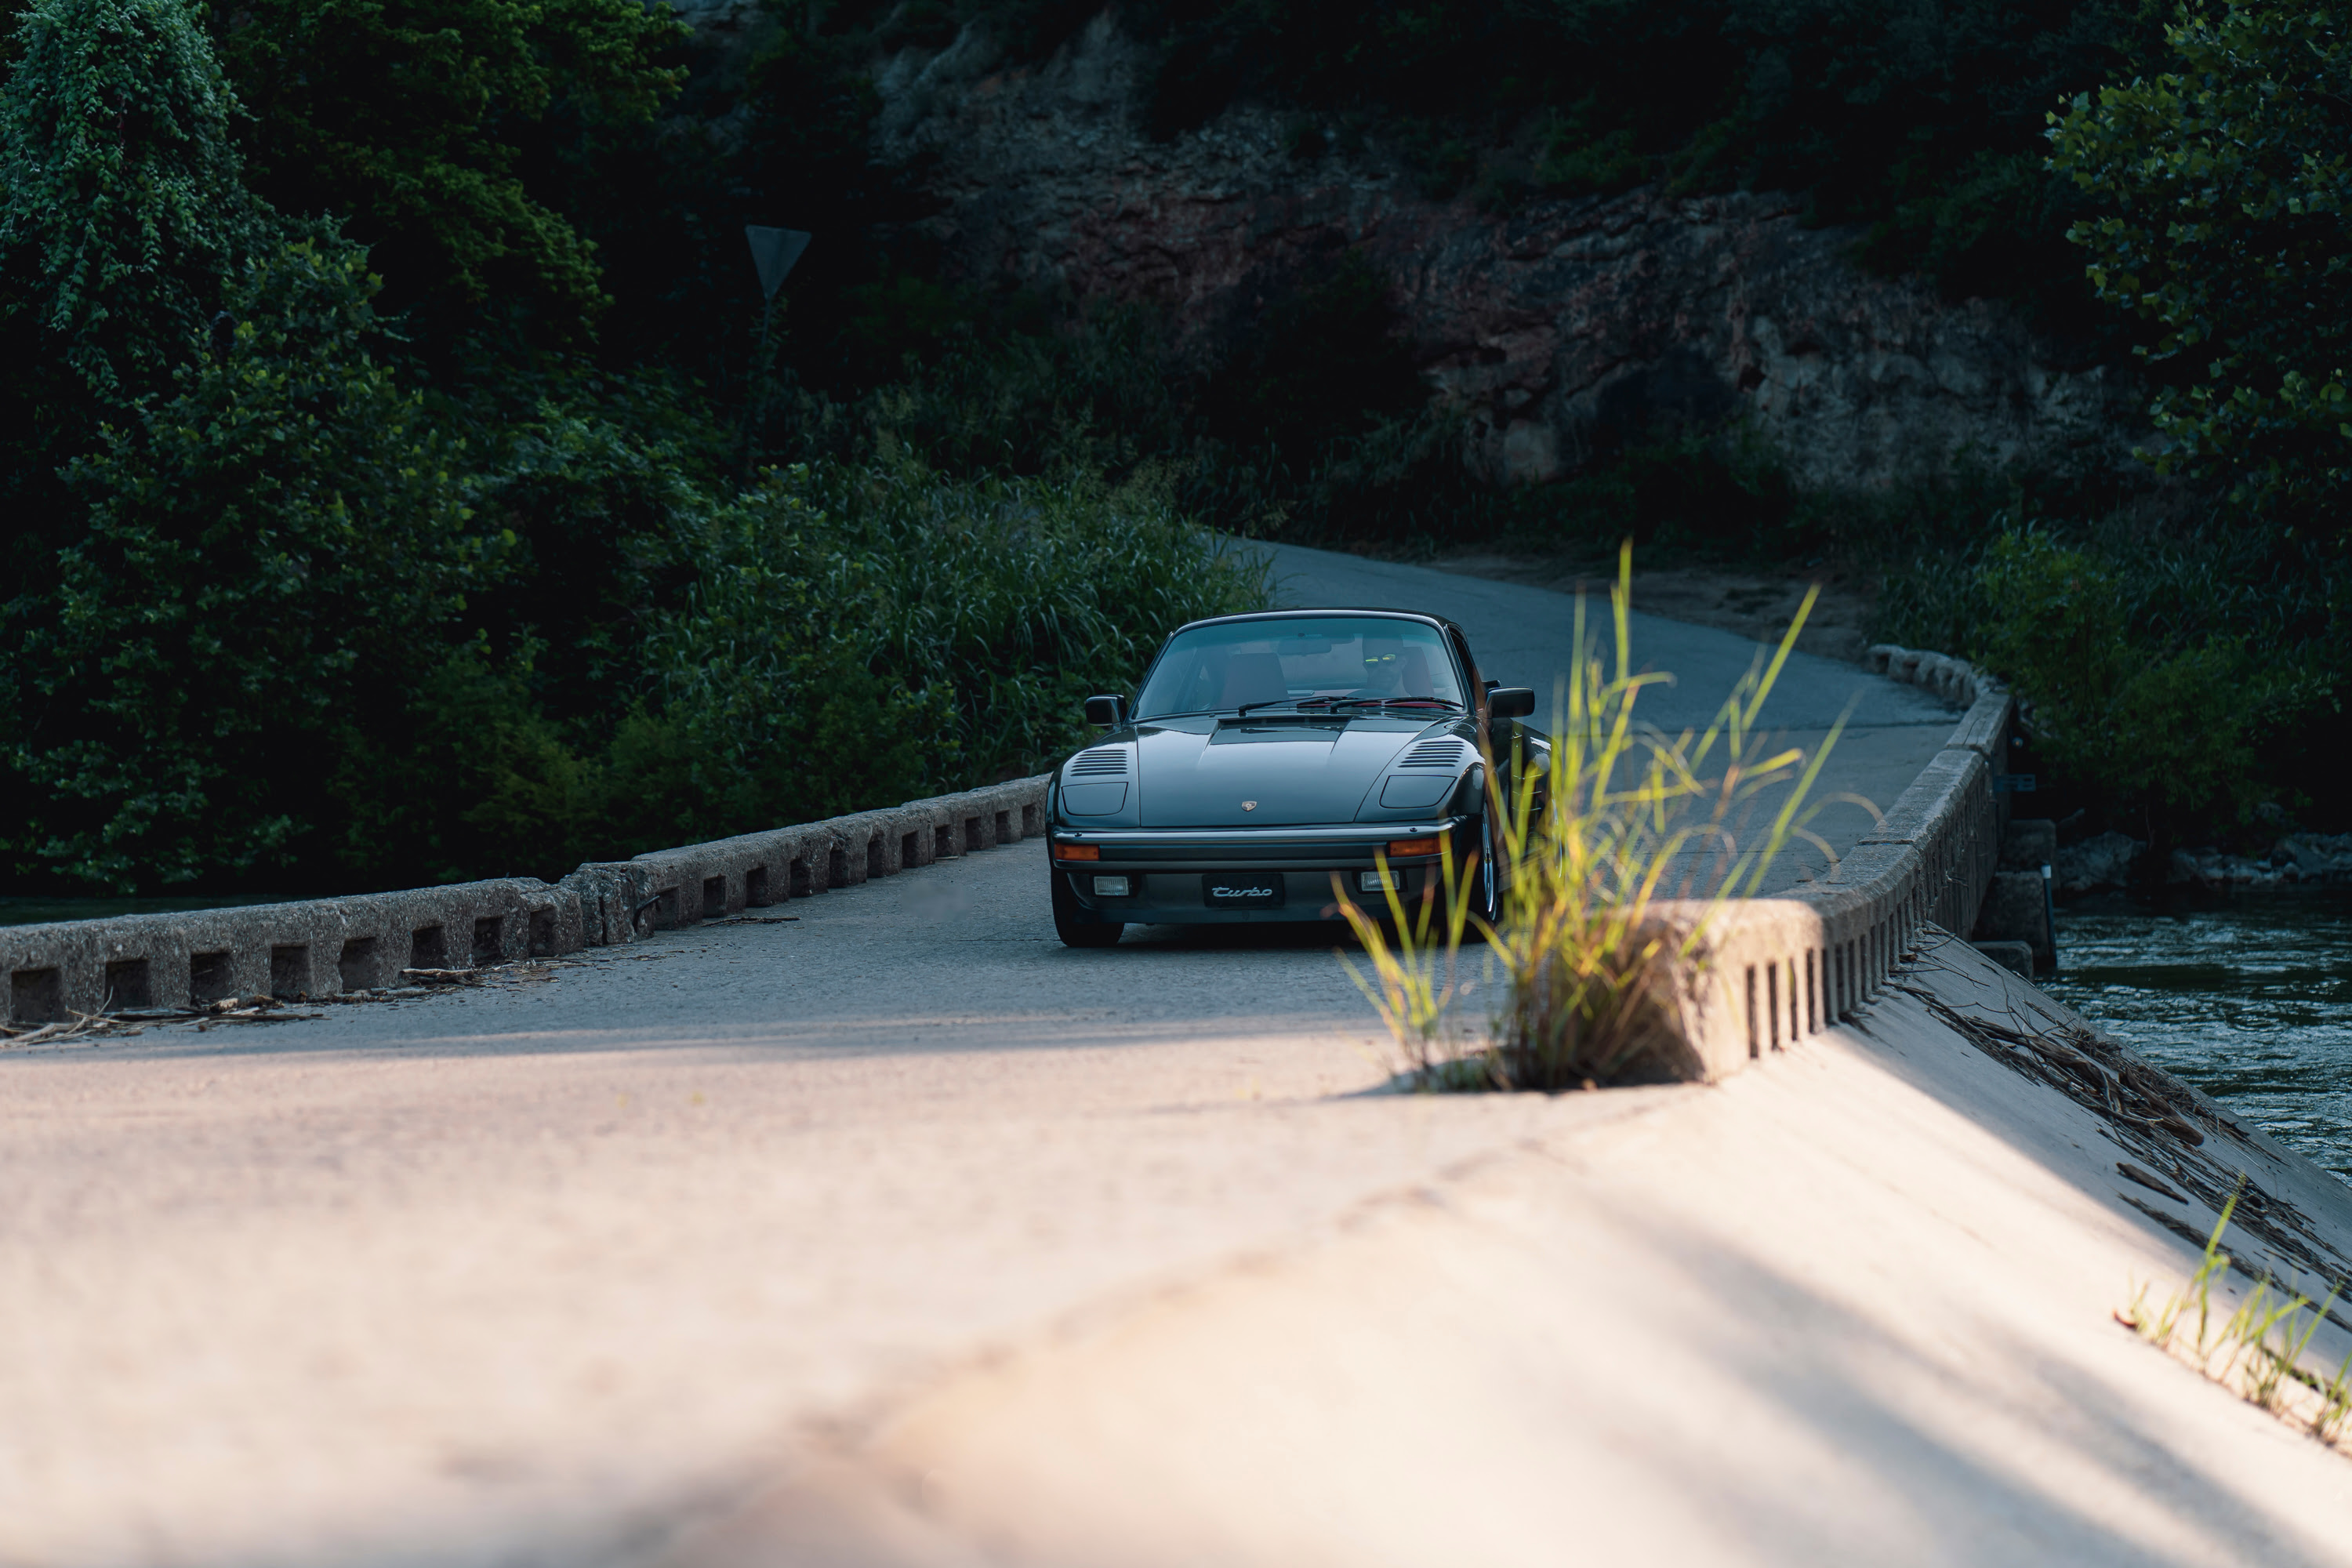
[2043,891,2352,1186]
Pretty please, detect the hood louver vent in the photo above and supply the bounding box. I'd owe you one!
[1398,739,1468,769]
[1069,747,1131,777]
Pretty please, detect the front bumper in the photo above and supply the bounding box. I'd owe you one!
[1051,819,1470,923]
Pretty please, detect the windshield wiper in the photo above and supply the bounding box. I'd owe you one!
[1230,695,1467,718]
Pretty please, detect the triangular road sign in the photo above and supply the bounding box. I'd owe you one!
[745,227,812,299]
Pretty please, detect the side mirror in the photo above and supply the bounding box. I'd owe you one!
[1487,687,1536,720]
[1083,694,1128,727]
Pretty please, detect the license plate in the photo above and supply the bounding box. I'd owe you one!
[1203,872,1286,908]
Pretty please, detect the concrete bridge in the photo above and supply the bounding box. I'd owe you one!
[5,554,2349,1567]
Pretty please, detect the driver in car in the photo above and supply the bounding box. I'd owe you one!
[1358,637,1440,702]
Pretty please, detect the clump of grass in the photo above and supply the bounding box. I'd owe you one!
[2121,1182,2352,1450]
[1342,543,1853,1091]
[1335,840,1483,1086]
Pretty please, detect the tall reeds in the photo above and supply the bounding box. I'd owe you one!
[1341,543,1855,1091]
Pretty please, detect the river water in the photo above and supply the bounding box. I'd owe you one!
[2044,891,2352,1187]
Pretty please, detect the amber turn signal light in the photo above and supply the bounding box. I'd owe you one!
[1387,836,1442,858]
[1054,841,1101,862]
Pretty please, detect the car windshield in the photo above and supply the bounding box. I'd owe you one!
[1134,617,1468,719]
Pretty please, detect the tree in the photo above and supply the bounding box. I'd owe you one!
[209,0,685,354]
[0,0,274,546]
[2051,2,2352,528]
[0,0,506,892]
[4,242,484,891]
[0,0,270,401]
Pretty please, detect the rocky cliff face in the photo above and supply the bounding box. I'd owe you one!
[868,13,2139,491]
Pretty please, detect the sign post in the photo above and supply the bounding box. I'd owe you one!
[740,227,811,470]
[743,226,811,353]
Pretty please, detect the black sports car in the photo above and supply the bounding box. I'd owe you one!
[1047,608,1545,948]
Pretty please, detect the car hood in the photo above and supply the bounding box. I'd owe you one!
[1131,715,1442,827]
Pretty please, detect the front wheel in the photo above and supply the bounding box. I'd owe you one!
[1468,812,1502,928]
[1051,867,1124,948]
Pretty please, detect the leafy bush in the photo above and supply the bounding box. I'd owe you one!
[1975,532,2261,814]
[627,456,1269,837]
[5,241,484,890]
[1876,521,2344,829]
[0,0,269,403]
[10,412,1266,892]
[854,302,1192,479]
[2053,2,2352,532]
[207,0,685,354]
[0,0,279,558]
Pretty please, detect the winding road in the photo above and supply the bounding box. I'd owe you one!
[13,555,2332,1568]
[1260,542,1958,892]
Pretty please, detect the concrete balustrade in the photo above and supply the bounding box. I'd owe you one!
[2,778,1052,1023]
[0,878,581,1022]
[581,779,1050,937]
[1663,644,2013,1079]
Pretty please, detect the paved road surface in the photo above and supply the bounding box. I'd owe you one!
[1261,543,1958,891]
[2,844,1590,1566]
[2,557,2004,1568]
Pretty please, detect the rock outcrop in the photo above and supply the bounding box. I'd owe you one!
[869,13,2141,490]
[2056,830,2146,895]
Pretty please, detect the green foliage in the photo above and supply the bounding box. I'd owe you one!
[615,470,960,844]
[330,641,601,884]
[1875,521,2344,826]
[8,377,1265,892]
[0,0,269,403]
[1494,426,1805,561]
[209,0,685,350]
[851,302,1189,477]
[5,241,483,890]
[365,455,1269,880]
[0,0,280,567]
[648,456,1266,808]
[1976,532,2255,812]
[2052,2,2352,527]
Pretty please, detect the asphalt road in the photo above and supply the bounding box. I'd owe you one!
[1,554,1973,1567]
[2,841,1602,1567]
[1261,542,1959,891]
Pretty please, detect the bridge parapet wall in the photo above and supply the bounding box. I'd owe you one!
[2,778,1054,1022]
[1665,645,2013,1080]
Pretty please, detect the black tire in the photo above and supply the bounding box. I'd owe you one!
[1469,811,1502,928]
[1051,867,1125,948]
